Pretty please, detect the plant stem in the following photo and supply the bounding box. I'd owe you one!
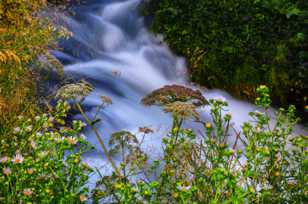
[76,103,121,176]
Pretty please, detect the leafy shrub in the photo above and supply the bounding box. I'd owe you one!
[143,0,308,120]
[0,101,92,203]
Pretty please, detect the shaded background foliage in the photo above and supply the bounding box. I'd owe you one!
[143,0,308,121]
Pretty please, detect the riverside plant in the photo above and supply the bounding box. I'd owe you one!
[90,85,307,203]
[0,100,93,203]
[2,81,305,203]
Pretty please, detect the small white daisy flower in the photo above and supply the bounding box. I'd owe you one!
[3,167,11,175]
[0,156,9,163]
[12,153,24,164]
[26,125,33,132]
[13,127,21,134]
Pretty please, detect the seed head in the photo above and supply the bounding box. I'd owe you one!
[142,85,208,107]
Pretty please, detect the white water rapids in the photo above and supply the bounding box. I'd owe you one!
[53,0,306,176]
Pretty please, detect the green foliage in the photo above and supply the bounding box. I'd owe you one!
[91,85,307,203]
[0,101,92,203]
[143,0,308,119]
[1,80,306,203]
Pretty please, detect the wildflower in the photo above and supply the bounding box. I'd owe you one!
[66,136,77,145]
[79,134,87,140]
[35,115,40,121]
[30,141,37,149]
[141,85,208,107]
[27,168,34,175]
[80,122,86,128]
[205,122,212,129]
[48,117,54,123]
[214,96,227,103]
[13,127,21,134]
[63,101,70,109]
[0,156,8,163]
[3,167,11,175]
[225,149,235,156]
[12,153,24,164]
[274,171,281,177]
[73,120,86,129]
[288,180,297,188]
[219,142,226,149]
[114,183,124,189]
[74,157,80,164]
[39,151,47,158]
[43,122,49,128]
[143,190,151,196]
[263,147,270,155]
[82,162,91,170]
[23,188,33,197]
[79,195,88,202]
[224,113,232,121]
[36,132,43,137]
[46,189,53,195]
[172,192,179,198]
[210,138,216,144]
[255,127,261,133]
[17,115,24,120]
[259,85,267,89]
[25,125,33,132]
[163,102,200,120]
[55,80,93,100]
[54,136,62,143]
[177,184,191,191]
[254,110,264,116]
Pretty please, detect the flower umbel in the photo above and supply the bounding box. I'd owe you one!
[55,80,93,100]
[142,84,208,107]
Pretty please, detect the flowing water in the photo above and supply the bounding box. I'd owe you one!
[53,0,306,175]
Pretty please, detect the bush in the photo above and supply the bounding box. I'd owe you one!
[143,0,308,120]
[0,101,92,203]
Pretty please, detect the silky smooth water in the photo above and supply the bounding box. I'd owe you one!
[53,0,306,173]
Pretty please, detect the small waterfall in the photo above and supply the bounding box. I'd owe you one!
[54,0,306,172]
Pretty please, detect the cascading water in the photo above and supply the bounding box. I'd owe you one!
[54,0,306,174]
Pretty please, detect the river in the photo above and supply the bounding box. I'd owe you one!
[52,0,306,176]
